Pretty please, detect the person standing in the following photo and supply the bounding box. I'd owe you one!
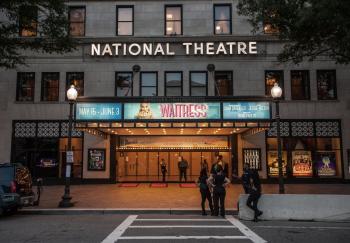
[197,168,214,216]
[178,156,188,182]
[241,163,263,222]
[160,158,167,182]
[208,165,230,217]
[201,159,209,173]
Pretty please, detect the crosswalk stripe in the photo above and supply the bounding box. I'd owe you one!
[135,218,227,221]
[128,225,236,228]
[118,236,249,240]
[226,215,267,243]
[101,215,138,243]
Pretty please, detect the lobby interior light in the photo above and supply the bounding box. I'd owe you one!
[271,83,283,98]
[67,85,78,101]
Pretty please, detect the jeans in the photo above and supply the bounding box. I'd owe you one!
[200,188,213,213]
[246,189,261,218]
[213,186,226,216]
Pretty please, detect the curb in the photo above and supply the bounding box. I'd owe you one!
[19,208,238,215]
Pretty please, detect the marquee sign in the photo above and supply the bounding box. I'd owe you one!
[76,103,122,120]
[90,41,258,57]
[124,103,221,120]
[223,102,270,120]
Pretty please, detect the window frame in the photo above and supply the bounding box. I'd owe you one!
[116,5,134,36]
[164,5,183,36]
[317,70,337,100]
[41,72,60,102]
[189,71,208,96]
[214,70,233,96]
[18,6,38,37]
[115,71,133,97]
[290,70,310,100]
[16,72,35,102]
[68,6,86,37]
[164,71,183,96]
[265,70,284,99]
[66,72,84,100]
[140,71,158,96]
[213,4,232,35]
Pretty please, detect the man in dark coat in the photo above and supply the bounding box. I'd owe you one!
[178,156,188,182]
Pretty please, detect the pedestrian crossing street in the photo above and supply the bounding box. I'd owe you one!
[101,215,267,243]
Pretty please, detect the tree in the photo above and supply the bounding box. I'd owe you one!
[0,0,76,69]
[237,0,350,64]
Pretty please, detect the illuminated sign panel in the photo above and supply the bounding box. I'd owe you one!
[223,102,270,120]
[124,103,221,120]
[76,103,122,120]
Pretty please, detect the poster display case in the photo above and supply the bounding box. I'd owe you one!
[88,148,106,171]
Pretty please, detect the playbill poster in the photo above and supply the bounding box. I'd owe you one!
[267,151,287,177]
[292,151,313,177]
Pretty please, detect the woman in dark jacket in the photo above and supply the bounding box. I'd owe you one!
[197,168,214,216]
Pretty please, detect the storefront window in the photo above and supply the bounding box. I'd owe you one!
[116,6,133,36]
[16,72,35,102]
[215,71,233,96]
[317,70,337,100]
[66,72,84,98]
[69,6,85,36]
[41,72,59,101]
[165,72,182,96]
[265,70,284,98]
[116,72,133,96]
[165,5,182,35]
[19,6,37,37]
[140,72,157,96]
[190,72,207,96]
[291,70,310,100]
[214,4,232,34]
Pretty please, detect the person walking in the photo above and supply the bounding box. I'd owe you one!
[160,158,167,182]
[241,163,263,222]
[178,156,188,182]
[208,165,230,217]
[197,168,214,216]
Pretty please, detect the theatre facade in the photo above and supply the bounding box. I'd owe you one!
[0,0,349,183]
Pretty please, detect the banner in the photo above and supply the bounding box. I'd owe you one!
[316,152,336,176]
[124,103,221,120]
[292,151,313,177]
[223,102,270,120]
[267,151,287,177]
[76,103,122,120]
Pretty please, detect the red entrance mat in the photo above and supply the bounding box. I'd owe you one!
[118,183,139,187]
[179,183,197,188]
[150,183,168,188]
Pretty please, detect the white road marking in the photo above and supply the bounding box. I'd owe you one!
[128,225,236,228]
[118,236,249,240]
[101,215,138,243]
[226,215,267,243]
[255,225,350,230]
[135,218,227,221]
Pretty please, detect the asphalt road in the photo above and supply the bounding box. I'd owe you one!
[1,214,350,243]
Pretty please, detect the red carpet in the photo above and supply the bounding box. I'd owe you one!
[179,183,197,188]
[118,183,139,187]
[150,183,168,188]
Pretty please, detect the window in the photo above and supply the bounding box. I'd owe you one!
[69,6,85,36]
[41,72,59,101]
[190,72,207,96]
[165,5,182,35]
[317,70,337,100]
[165,72,182,96]
[214,4,232,34]
[265,70,284,98]
[116,72,133,96]
[291,70,310,100]
[19,6,37,37]
[66,72,84,98]
[215,71,233,96]
[117,6,133,36]
[16,72,35,102]
[263,12,279,34]
[140,72,157,96]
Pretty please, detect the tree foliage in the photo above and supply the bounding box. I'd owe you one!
[0,0,76,69]
[237,0,350,64]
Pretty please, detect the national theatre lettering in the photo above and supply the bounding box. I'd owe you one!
[90,41,258,57]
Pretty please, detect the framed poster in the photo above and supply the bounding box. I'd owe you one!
[292,151,312,177]
[88,148,106,171]
[243,148,262,170]
[316,151,336,176]
[267,151,287,177]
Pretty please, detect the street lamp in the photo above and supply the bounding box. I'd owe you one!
[59,85,78,207]
[271,83,285,194]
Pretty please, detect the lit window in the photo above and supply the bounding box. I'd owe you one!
[214,4,232,34]
[117,6,133,36]
[69,7,85,36]
[165,6,182,35]
[265,70,284,98]
[41,72,59,101]
[19,7,37,37]
[66,72,84,99]
[215,71,233,96]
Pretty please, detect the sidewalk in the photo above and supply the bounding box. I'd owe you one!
[29,183,350,210]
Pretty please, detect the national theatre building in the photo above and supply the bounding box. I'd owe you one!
[0,0,349,183]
